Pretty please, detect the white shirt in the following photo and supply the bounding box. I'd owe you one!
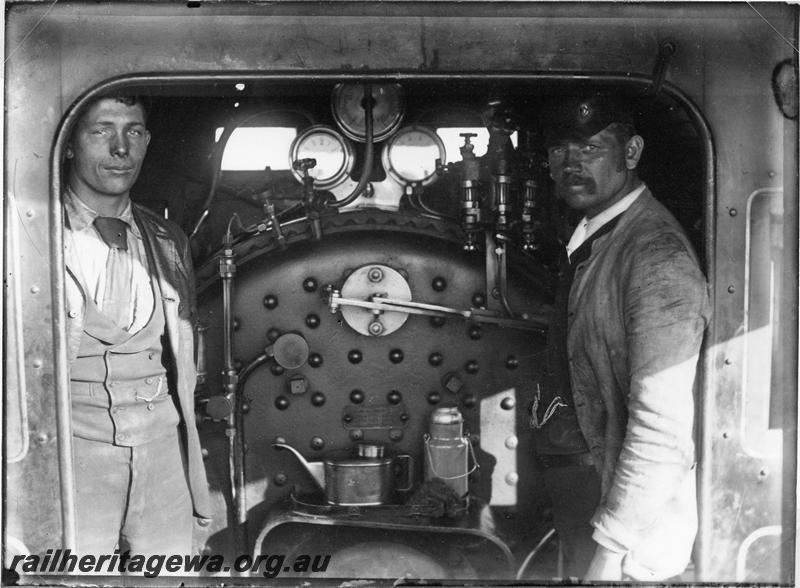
[565,183,646,261]
[63,189,155,333]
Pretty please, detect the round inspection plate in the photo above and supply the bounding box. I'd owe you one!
[340,264,412,336]
[272,332,310,369]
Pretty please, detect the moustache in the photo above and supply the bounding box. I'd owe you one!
[561,175,592,186]
[555,175,596,199]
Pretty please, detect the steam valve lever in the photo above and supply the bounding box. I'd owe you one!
[293,157,318,206]
[262,199,286,250]
[293,157,324,240]
[327,289,549,333]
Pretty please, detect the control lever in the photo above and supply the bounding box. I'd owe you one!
[327,289,549,333]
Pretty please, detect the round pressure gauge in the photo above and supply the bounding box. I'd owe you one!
[381,125,446,186]
[289,125,355,189]
[331,83,405,143]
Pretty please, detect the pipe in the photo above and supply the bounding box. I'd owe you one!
[495,235,516,318]
[190,124,235,240]
[218,233,249,552]
[238,352,270,387]
[328,82,374,209]
[227,350,277,553]
[191,106,314,241]
[231,397,248,552]
[515,528,557,580]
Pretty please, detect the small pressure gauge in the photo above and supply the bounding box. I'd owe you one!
[332,83,405,143]
[289,125,355,189]
[381,125,446,186]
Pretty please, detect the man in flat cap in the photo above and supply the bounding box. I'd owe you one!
[531,95,710,581]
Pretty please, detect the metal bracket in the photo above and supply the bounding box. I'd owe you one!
[650,40,677,95]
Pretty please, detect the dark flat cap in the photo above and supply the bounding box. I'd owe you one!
[542,95,636,146]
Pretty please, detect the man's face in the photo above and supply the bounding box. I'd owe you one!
[547,126,642,218]
[67,98,150,202]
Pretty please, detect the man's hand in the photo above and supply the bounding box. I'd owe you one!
[583,544,625,581]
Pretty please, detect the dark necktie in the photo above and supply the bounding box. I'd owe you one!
[94,217,132,330]
[94,216,128,251]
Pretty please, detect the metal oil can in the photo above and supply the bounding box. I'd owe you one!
[424,407,470,499]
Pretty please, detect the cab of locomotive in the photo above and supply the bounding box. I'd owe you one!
[4,0,797,582]
[94,76,706,580]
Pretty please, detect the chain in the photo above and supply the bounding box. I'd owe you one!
[529,383,567,429]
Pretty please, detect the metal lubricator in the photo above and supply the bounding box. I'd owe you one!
[432,96,548,321]
[458,133,482,252]
[520,178,539,252]
[435,132,483,252]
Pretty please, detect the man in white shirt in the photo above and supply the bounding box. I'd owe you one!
[63,94,211,558]
[532,95,710,581]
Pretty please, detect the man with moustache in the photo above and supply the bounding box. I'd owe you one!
[531,95,710,581]
[63,94,211,556]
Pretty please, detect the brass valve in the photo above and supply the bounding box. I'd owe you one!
[292,157,317,176]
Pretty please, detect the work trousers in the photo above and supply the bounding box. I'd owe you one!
[73,429,193,557]
[542,464,602,580]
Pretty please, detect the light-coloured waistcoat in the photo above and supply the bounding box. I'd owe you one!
[70,274,180,446]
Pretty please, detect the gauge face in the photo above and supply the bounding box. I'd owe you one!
[382,125,446,186]
[289,125,354,189]
[332,83,405,142]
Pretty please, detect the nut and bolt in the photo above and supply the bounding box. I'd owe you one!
[501,396,515,410]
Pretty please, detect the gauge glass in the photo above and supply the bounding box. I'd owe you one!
[289,125,354,189]
[382,125,446,186]
[332,83,405,142]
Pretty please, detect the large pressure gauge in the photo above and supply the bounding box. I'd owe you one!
[331,83,405,142]
[381,125,446,186]
[289,125,354,189]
